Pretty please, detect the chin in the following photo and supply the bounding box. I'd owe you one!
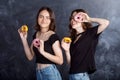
[41,25,49,27]
[72,26,77,29]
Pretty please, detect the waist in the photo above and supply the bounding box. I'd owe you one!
[36,63,52,70]
[70,72,88,75]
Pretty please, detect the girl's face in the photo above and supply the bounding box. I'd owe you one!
[70,12,82,29]
[38,10,51,28]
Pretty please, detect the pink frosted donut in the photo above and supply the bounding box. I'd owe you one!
[32,38,40,47]
[74,13,83,22]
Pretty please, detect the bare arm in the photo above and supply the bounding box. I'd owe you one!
[89,18,110,34]
[61,39,71,64]
[81,12,109,34]
[18,29,34,61]
[38,40,63,65]
[64,50,71,64]
[21,39,34,60]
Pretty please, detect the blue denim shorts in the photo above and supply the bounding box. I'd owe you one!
[69,72,90,80]
[36,64,62,80]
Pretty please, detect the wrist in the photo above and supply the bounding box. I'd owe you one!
[21,38,27,42]
[40,49,45,55]
[65,50,70,54]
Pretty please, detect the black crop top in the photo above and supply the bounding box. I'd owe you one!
[32,32,60,64]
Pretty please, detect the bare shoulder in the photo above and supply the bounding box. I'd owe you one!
[49,30,55,35]
[48,30,55,37]
[45,30,56,41]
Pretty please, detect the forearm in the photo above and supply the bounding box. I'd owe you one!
[65,51,71,64]
[21,39,34,60]
[40,51,63,65]
[89,17,109,33]
[89,17,109,25]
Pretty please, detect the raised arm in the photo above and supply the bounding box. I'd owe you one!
[89,18,109,34]
[18,29,34,61]
[81,12,109,34]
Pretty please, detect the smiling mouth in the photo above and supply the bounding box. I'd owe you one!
[41,22,47,24]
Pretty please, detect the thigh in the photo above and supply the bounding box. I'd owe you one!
[69,72,90,80]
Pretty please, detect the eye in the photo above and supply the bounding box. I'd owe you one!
[46,16,51,19]
[39,15,43,18]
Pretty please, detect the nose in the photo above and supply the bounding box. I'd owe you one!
[42,17,47,22]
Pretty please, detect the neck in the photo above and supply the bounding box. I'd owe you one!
[40,28,49,33]
[76,27,84,34]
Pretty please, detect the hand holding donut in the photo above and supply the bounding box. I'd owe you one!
[63,37,72,43]
[32,38,40,48]
[18,25,28,39]
[74,12,90,22]
[20,25,28,32]
[61,37,71,52]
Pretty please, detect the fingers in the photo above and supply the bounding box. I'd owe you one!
[62,37,72,43]
[81,13,90,22]
[75,12,90,22]
[61,38,71,47]
[18,25,28,35]
[32,38,40,48]
[39,40,44,47]
[18,28,21,34]
[18,28,28,39]
[32,39,44,50]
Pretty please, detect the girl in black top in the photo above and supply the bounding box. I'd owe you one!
[18,7,63,80]
[61,9,109,80]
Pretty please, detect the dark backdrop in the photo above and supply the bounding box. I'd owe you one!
[0,0,120,80]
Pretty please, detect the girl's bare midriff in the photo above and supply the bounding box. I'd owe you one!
[37,63,52,70]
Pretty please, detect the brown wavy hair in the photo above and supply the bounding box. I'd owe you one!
[69,9,92,39]
[34,7,56,31]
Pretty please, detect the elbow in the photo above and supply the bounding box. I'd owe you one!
[57,58,63,65]
[27,56,33,61]
[28,58,33,61]
[59,60,63,65]
[67,60,71,65]
[105,19,110,27]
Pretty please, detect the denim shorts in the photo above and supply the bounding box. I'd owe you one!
[69,72,90,80]
[36,64,62,80]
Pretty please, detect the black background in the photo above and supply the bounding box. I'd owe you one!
[0,0,120,80]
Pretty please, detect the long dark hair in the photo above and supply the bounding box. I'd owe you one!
[69,9,92,39]
[34,7,56,31]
